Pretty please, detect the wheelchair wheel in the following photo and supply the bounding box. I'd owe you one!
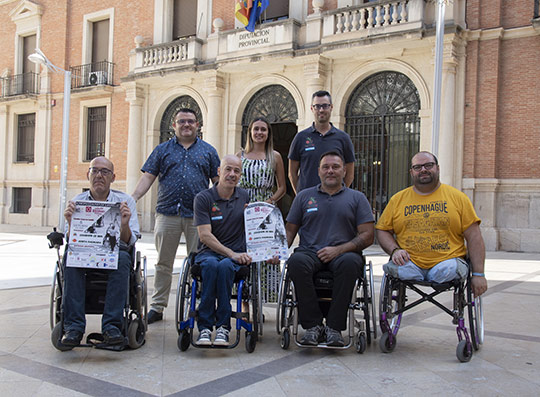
[467,280,484,351]
[276,266,294,335]
[140,253,148,331]
[51,322,72,352]
[175,257,192,334]
[50,261,63,330]
[250,263,261,339]
[367,260,377,340]
[379,332,396,353]
[456,339,472,362]
[178,329,190,352]
[355,331,366,354]
[245,331,256,353]
[128,319,145,349]
[379,274,405,332]
[360,260,376,344]
[280,328,290,350]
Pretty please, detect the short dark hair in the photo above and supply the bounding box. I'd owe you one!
[319,150,344,165]
[312,90,332,104]
[174,108,197,120]
[411,151,438,167]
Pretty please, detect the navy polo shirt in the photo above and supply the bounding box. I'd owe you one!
[141,137,220,217]
[286,184,374,252]
[193,185,250,254]
[288,123,355,192]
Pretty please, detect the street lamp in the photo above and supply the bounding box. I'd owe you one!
[431,0,447,157]
[28,48,71,232]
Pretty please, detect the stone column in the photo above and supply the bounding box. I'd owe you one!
[303,57,328,129]
[0,105,7,223]
[437,38,458,186]
[124,82,146,196]
[203,72,225,154]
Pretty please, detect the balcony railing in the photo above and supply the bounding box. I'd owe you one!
[70,60,115,89]
[132,37,202,72]
[0,72,40,98]
[333,0,409,34]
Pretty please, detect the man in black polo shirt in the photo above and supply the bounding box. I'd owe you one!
[286,151,374,346]
[288,90,355,193]
[193,155,251,346]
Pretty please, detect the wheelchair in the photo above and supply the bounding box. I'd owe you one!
[47,228,148,351]
[276,255,377,353]
[378,259,484,362]
[175,253,262,353]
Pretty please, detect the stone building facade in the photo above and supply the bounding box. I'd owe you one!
[0,0,538,251]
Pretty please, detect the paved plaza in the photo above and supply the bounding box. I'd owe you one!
[0,225,539,396]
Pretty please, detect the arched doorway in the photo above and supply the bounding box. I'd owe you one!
[345,71,421,220]
[160,95,203,143]
[241,85,298,216]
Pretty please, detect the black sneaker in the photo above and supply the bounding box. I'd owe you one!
[147,309,163,324]
[300,325,324,345]
[103,327,124,345]
[61,330,83,347]
[325,326,345,347]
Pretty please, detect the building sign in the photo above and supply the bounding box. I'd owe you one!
[229,27,274,51]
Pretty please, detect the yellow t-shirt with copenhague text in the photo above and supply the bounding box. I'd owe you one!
[376,184,481,269]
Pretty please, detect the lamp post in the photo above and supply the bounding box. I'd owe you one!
[28,48,71,232]
[431,0,447,158]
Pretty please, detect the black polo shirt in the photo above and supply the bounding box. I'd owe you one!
[288,123,355,192]
[193,184,250,254]
[286,184,374,252]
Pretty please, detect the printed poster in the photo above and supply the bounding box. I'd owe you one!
[244,202,288,262]
[66,200,120,269]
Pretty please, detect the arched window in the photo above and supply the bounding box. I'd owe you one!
[345,71,420,219]
[160,95,202,143]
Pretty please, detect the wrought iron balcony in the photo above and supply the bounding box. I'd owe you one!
[0,72,40,98]
[70,60,115,89]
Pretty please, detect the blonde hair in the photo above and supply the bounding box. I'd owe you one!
[245,117,274,169]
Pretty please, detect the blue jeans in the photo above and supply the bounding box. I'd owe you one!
[383,257,468,283]
[195,251,241,331]
[63,250,131,333]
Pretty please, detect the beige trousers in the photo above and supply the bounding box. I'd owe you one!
[151,213,198,312]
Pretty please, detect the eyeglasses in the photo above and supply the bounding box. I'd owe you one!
[411,162,436,172]
[312,103,331,110]
[89,167,113,176]
[175,119,196,125]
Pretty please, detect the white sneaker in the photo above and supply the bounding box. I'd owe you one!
[214,326,230,346]
[197,328,212,346]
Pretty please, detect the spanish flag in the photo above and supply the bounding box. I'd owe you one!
[235,0,252,27]
[236,0,269,32]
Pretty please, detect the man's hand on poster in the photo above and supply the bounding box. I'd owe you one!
[119,202,131,227]
[64,201,76,226]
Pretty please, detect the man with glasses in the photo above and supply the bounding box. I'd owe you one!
[61,156,140,346]
[288,90,355,193]
[132,108,220,324]
[376,151,488,297]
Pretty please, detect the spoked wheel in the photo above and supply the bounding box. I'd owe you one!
[456,339,472,362]
[361,262,372,345]
[367,261,377,341]
[379,332,396,353]
[280,328,290,350]
[245,331,256,353]
[379,275,405,334]
[178,329,190,352]
[50,261,63,330]
[250,264,261,340]
[175,258,192,335]
[128,319,145,349]
[356,332,366,354]
[51,322,72,351]
[467,279,484,351]
[276,262,288,334]
[140,254,148,332]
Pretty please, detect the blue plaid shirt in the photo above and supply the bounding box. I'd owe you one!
[141,137,220,217]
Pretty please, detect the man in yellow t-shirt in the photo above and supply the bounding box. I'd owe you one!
[376,151,488,297]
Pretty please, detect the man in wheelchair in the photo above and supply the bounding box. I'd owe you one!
[376,151,488,297]
[192,155,251,346]
[62,156,140,347]
[285,151,374,346]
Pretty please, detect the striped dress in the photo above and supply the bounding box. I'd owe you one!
[239,152,275,202]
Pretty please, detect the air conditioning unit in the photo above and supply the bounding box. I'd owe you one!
[88,71,108,86]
